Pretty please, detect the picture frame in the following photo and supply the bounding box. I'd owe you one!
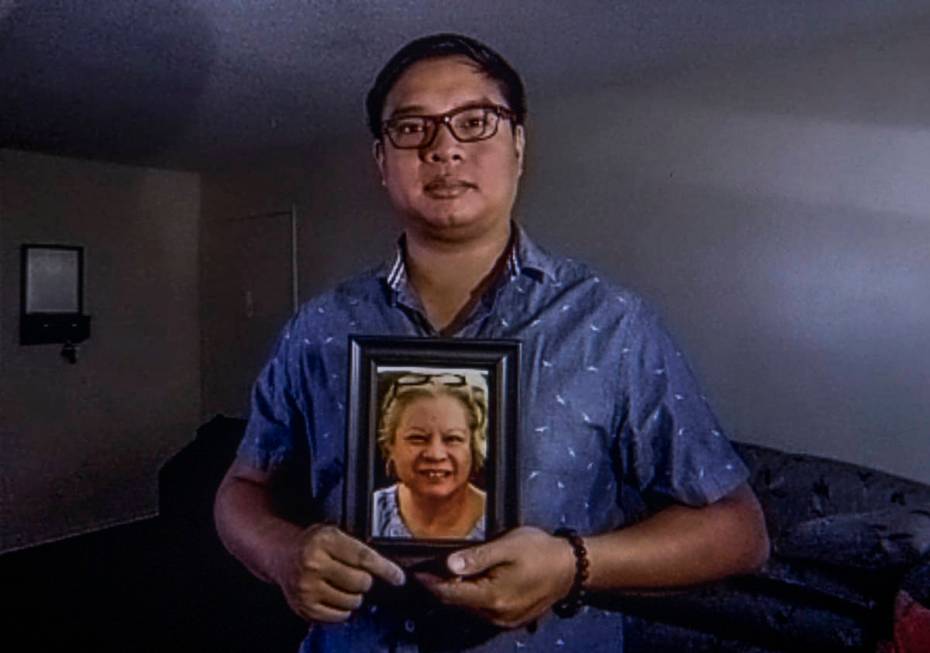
[344,335,520,566]
[20,244,91,346]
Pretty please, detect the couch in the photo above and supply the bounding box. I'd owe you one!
[617,440,930,652]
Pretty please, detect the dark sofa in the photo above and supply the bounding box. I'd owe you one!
[619,443,930,652]
[4,415,929,652]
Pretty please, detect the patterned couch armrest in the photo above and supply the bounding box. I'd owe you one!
[733,442,930,539]
[776,508,930,572]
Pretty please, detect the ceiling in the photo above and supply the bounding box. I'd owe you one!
[2,0,929,170]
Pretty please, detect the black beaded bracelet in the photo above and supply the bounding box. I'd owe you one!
[552,527,589,618]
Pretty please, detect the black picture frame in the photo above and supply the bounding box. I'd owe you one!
[344,335,520,566]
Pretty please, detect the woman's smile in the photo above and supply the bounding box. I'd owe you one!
[418,468,452,477]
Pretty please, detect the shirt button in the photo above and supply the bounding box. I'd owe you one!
[404,619,416,633]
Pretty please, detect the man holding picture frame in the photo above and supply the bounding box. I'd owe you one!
[215,33,769,652]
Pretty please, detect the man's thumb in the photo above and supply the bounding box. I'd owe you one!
[447,543,498,576]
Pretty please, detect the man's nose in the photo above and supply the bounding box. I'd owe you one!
[421,122,463,163]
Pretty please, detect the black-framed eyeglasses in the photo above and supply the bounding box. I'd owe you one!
[381,104,515,150]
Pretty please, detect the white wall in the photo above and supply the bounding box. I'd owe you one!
[0,150,202,551]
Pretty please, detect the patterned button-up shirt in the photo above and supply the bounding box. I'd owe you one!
[238,224,748,652]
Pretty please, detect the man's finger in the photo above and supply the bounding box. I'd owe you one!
[324,562,375,594]
[417,572,494,610]
[301,603,353,624]
[330,537,406,586]
[316,581,365,612]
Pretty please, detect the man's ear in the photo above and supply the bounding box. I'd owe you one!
[373,139,386,186]
[513,125,526,177]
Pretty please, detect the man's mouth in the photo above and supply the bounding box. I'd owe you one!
[424,178,475,198]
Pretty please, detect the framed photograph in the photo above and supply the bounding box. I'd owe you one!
[344,336,520,565]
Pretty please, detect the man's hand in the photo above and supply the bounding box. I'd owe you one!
[272,524,406,623]
[416,526,576,629]
[215,462,407,624]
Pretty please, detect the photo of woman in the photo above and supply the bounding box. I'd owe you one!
[371,369,488,541]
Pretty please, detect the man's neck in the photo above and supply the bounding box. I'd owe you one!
[404,221,513,333]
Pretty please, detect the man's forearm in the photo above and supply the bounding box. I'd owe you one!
[585,484,769,591]
[214,468,304,585]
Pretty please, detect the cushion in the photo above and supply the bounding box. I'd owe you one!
[776,508,930,571]
[734,442,930,538]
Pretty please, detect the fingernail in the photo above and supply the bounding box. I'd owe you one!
[448,554,466,574]
[394,568,407,586]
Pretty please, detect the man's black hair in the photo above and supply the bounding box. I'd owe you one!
[365,33,527,140]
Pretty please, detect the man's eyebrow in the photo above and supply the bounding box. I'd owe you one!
[386,98,500,119]
[388,104,429,117]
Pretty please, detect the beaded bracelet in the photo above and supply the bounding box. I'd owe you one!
[552,527,589,618]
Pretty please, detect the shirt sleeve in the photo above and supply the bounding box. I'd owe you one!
[236,319,307,472]
[617,297,748,507]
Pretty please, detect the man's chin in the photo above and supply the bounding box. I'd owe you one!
[419,211,474,229]
[407,211,500,242]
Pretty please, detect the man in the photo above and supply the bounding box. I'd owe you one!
[214,33,769,651]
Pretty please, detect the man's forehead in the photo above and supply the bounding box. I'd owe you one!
[381,55,505,118]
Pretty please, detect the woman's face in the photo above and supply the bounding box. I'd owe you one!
[389,394,473,500]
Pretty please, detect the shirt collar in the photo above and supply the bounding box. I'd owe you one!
[384,238,407,291]
[380,221,558,294]
[512,222,559,282]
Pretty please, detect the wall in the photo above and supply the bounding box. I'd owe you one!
[521,23,930,483]
[0,149,201,551]
[200,154,395,417]
[200,22,930,484]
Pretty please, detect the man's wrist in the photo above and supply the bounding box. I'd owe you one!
[552,528,590,618]
[259,519,306,587]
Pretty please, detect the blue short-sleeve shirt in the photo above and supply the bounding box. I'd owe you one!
[238,225,748,652]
